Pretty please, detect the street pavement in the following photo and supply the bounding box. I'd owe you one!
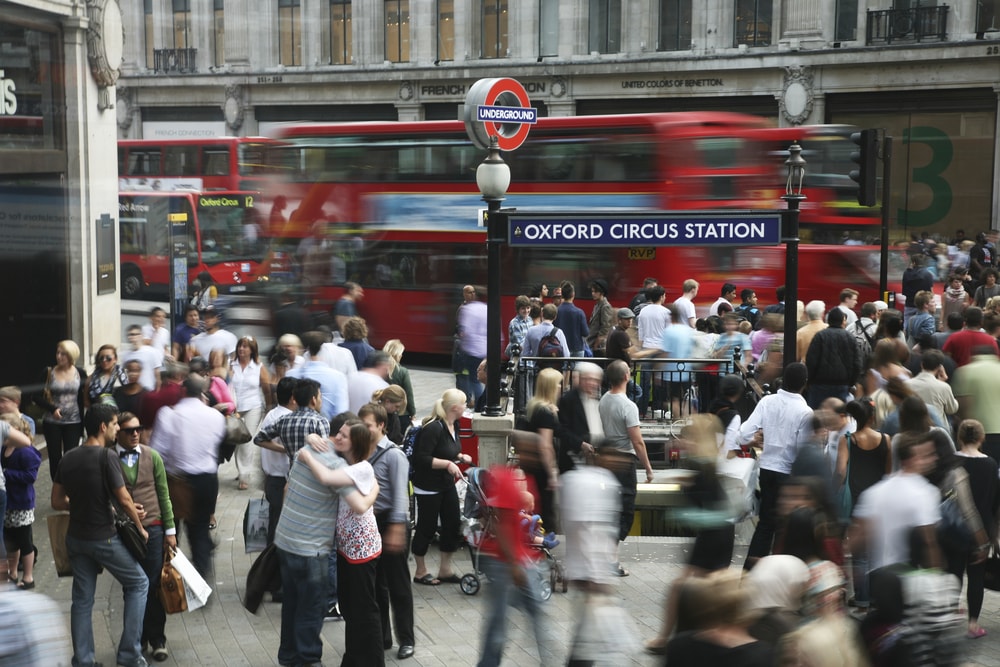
[19,367,1000,666]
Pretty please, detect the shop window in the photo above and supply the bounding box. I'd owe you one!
[437,0,454,62]
[589,0,621,54]
[735,0,772,47]
[331,0,352,64]
[658,0,692,51]
[279,0,302,66]
[977,0,1000,33]
[385,0,410,63]
[482,0,508,59]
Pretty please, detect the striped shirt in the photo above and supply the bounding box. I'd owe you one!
[274,447,352,557]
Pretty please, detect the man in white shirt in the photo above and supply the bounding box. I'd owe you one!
[304,328,357,379]
[348,351,391,413]
[188,305,238,360]
[257,377,296,549]
[637,285,671,352]
[121,324,162,391]
[671,279,699,328]
[141,306,171,360]
[851,434,942,572]
[287,332,348,420]
[709,282,737,317]
[738,362,814,569]
[836,288,860,328]
[150,375,226,578]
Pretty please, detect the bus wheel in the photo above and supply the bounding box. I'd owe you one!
[122,267,143,298]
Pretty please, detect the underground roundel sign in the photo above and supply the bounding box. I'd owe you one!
[463,78,537,152]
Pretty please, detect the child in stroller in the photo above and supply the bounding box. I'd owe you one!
[458,468,566,599]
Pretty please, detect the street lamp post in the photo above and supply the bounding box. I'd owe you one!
[782,142,806,371]
[476,135,510,416]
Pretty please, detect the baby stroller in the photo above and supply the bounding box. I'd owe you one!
[458,467,566,600]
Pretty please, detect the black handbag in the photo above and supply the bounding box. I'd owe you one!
[102,448,148,561]
[985,548,1000,592]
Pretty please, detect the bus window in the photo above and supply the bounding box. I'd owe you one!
[126,149,162,176]
[203,147,232,176]
[197,198,263,262]
[163,145,199,176]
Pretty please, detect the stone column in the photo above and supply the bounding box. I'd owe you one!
[62,11,121,363]
[473,414,514,469]
[780,0,826,46]
[224,0,252,71]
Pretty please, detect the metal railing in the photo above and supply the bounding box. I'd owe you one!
[153,48,198,74]
[866,5,948,45]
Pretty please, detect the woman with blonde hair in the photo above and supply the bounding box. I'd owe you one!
[33,339,87,480]
[382,339,416,431]
[372,384,407,444]
[518,367,562,533]
[410,388,471,585]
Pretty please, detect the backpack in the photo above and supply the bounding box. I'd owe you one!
[536,326,563,369]
[852,319,875,364]
[400,422,423,462]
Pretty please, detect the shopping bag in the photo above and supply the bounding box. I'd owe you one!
[169,547,212,611]
[159,548,187,614]
[46,512,72,577]
[242,496,270,554]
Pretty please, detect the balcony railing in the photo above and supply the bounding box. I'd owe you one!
[866,5,949,45]
[153,48,198,74]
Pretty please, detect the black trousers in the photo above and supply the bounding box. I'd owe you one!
[185,472,218,579]
[375,512,414,648]
[746,468,788,567]
[264,475,286,546]
[337,553,384,667]
[42,421,83,481]
[609,455,638,543]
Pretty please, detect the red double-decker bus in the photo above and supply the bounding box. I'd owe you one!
[119,189,268,299]
[260,113,900,356]
[752,125,881,243]
[118,137,276,192]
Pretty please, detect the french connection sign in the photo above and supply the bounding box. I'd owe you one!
[507,212,782,247]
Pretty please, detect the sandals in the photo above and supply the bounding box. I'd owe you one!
[237,481,249,491]
[968,627,988,639]
[613,563,629,577]
[413,574,440,586]
[437,574,462,584]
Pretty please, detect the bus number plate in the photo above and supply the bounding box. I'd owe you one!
[628,247,656,260]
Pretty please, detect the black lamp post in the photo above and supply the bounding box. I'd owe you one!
[476,135,510,416]
[782,142,806,370]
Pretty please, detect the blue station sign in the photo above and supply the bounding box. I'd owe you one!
[507,211,783,247]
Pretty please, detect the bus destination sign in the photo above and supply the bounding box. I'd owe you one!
[507,212,782,247]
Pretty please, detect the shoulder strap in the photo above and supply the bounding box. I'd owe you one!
[369,443,392,467]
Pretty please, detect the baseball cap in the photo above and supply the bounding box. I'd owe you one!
[200,304,217,315]
[873,300,889,311]
[617,307,635,319]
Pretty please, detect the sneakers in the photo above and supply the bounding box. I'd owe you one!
[324,602,342,622]
[151,641,169,662]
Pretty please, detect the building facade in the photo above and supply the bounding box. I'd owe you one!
[118,0,1000,241]
[2,0,123,386]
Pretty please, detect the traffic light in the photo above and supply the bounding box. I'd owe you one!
[849,129,879,207]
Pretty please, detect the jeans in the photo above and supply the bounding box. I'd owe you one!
[277,548,328,667]
[455,350,484,404]
[326,551,338,608]
[0,490,7,564]
[66,533,149,667]
[476,555,547,667]
[138,525,167,647]
[851,544,870,607]
[806,384,851,410]
[185,472,218,579]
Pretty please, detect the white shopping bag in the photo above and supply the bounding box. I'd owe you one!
[169,546,213,612]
